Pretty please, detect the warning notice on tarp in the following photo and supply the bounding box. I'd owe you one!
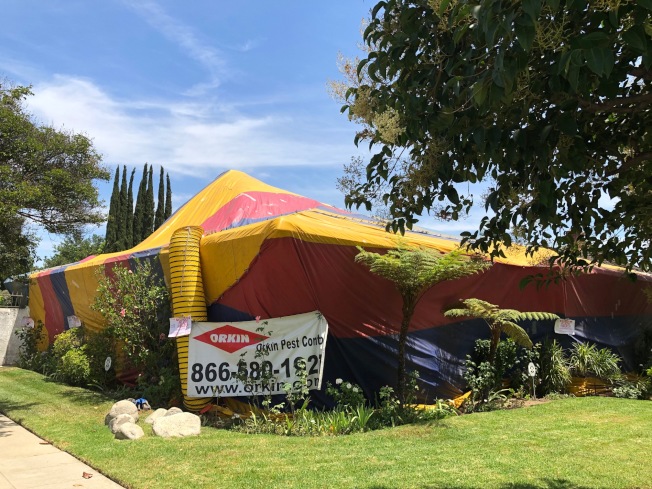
[555,318,576,335]
[187,311,328,398]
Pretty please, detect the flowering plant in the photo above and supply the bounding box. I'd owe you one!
[326,378,366,411]
[92,259,174,384]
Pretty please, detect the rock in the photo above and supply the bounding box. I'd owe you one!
[115,422,144,440]
[145,408,168,424]
[109,413,135,434]
[164,407,183,417]
[152,412,201,438]
[105,400,139,425]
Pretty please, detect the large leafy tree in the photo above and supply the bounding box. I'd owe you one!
[0,83,108,280]
[340,0,652,273]
[355,246,489,402]
[41,234,105,269]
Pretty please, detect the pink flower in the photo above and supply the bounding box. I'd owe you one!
[255,316,261,323]
[120,308,126,317]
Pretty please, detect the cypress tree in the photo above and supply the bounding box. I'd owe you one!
[104,167,120,252]
[116,165,128,251]
[154,166,165,230]
[164,173,172,219]
[126,168,135,249]
[142,165,155,239]
[132,164,147,244]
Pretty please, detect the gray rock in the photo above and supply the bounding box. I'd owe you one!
[145,408,168,424]
[105,399,139,425]
[164,407,183,417]
[115,422,144,440]
[152,412,201,438]
[109,413,135,434]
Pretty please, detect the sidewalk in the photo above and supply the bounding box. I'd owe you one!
[0,414,125,489]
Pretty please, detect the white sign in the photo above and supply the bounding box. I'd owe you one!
[169,316,192,338]
[554,318,575,335]
[528,362,537,377]
[187,311,328,398]
[67,315,81,329]
[104,356,112,372]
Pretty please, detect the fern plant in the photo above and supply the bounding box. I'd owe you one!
[444,298,559,365]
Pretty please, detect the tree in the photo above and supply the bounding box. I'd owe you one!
[42,234,105,269]
[444,299,558,366]
[126,168,135,249]
[104,167,120,253]
[132,164,147,244]
[117,165,128,251]
[0,82,108,280]
[355,246,489,402]
[154,166,165,229]
[0,215,35,280]
[142,165,155,240]
[340,1,652,274]
[164,172,172,219]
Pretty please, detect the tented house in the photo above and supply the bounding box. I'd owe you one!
[29,170,652,406]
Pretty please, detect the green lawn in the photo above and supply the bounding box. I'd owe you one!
[1,367,650,489]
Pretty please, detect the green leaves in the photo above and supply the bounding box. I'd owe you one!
[622,25,649,53]
[1,81,108,279]
[339,0,652,274]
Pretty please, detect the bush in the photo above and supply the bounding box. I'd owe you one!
[464,339,527,406]
[568,342,621,380]
[59,347,91,386]
[537,339,572,395]
[92,259,179,398]
[15,322,52,374]
[326,379,366,411]
[49,328,92,386]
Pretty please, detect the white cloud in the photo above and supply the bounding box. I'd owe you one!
[26,76,355,176]
[121,0,226,94]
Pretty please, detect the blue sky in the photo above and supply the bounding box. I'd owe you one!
[2,0,480,261]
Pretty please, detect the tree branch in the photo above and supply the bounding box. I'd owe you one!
[605,151,652,177]
[630,67,652,81]
[579,93,652,113]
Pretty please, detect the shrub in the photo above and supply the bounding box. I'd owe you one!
[464,339,526,406]
[92,259,179,398]
[537,339,572,395]
[326,379,366,411]
[15,321,52,374]
[568,342,621,380]
[59,347,91,386]
[49,328,92,386]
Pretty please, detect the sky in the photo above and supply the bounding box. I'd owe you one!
[2,0,481,261]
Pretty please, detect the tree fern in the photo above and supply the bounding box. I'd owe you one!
[355,245,490,402]
[444,298,559,365]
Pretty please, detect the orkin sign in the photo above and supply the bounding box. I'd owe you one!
[194,324,269,354]
[187,311,328,398]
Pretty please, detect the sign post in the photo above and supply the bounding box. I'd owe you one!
[528,362,537,399]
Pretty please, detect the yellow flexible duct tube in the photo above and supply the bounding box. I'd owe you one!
[169,226,211,412]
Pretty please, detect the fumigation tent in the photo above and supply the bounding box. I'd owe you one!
[29,170,652,401]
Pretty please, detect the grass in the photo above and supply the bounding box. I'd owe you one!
[1,367,651,489]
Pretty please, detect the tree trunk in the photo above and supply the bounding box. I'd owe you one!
[485,325,502,400]
[397,300,415,405]
[488,325,501,367]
